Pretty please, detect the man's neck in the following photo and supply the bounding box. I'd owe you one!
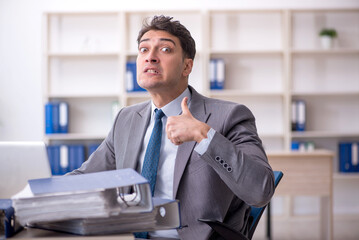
[150,85,188,108]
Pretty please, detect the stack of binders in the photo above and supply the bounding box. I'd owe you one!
[209,59,225,90]
[31,198,180,235]
[126,62,146,92]
[46,145,85,175]
[291,100,306,131]
[45,102,69,134]
[11,169,181,235]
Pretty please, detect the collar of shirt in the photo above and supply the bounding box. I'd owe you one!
[150,87,192,119]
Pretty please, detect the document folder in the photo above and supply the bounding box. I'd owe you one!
[12,169,153,226]
[31,198,181,235]
[0,199,22,239]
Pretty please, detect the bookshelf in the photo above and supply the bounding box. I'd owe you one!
[289,9,359,175]
[42,9,359,175]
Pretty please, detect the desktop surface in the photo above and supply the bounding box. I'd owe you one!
[12,228,134,240]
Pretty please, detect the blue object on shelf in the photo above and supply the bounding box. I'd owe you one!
[126,62,146,92]
[339,142,359,173]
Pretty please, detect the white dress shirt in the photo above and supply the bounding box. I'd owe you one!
[138,87,214,239]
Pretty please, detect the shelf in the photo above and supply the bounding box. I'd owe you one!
[291,91,359,97]
[292,131,359,138]
[291,49,359,54]
[48,93,119,99]
[267,149,334,158]
[210,49,283,55]
[47,52,119,57]
[209,89,284,97]
[333,173,359,180]
[45,133,107,141]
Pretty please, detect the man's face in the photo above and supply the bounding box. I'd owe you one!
[136,30,192,94]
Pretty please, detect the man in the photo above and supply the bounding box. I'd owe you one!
[70,15,274,239]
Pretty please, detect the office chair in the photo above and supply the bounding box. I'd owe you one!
[199,171,283,240]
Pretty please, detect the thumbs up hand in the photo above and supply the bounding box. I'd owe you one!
[166,97,210,145]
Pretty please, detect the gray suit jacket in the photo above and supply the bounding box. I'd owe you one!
[71,86,275,240]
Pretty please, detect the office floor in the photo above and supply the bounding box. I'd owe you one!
[253,215,359,240]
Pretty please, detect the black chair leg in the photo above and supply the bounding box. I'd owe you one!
[266,202,271,240]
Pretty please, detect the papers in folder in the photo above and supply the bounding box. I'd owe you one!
[11,169,181,235]
[32,198,181,235]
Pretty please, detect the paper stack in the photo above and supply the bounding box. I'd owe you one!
[32,198,180,235]
[11,169,181,235]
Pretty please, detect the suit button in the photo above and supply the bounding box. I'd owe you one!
[219,159,224,165]
[227,167,233,172]
[215,156,221,162]
[223,163,228,168]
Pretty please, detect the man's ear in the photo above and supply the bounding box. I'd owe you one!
[182,58,193,77]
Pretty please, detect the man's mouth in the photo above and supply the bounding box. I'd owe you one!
[144,68,160,74]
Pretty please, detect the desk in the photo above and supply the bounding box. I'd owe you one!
[267,150,334,240]
[12,228,134,240]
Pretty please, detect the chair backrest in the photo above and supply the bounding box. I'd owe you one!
[198,170,283,240]
[247,170,283,239]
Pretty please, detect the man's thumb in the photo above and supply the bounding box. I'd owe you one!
[181,97,191,115]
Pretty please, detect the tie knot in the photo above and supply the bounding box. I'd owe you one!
[154,109,165,120]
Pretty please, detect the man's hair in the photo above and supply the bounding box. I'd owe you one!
[137,15,196,60]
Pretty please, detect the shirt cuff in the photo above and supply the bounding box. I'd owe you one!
[194,128,215,155]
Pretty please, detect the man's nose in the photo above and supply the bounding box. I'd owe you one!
[145,50,159,63]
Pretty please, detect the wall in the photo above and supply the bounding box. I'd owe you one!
[1,0,359,141]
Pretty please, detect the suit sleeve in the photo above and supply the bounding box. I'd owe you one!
[199,104,275,207]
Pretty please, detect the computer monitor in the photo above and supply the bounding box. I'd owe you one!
[0,141,52,198]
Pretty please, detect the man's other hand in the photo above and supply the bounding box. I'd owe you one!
[166,97,210,145]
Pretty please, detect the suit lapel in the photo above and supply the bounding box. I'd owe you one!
[122,102,151,170]
[173,88,211,198]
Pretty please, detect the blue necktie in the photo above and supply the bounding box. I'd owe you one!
[141,108,165,196]
[134,109,165,239]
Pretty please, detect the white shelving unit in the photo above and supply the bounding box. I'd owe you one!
[289,9,359,176]
[208,10,289,152]
[42,9,359,172]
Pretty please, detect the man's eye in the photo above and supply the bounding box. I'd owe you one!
[161,47,171,53]
[139,47,147,53]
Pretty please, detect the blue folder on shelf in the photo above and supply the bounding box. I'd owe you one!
[46,145,85,175]
[209,58,225,90]
[126,61,146,92]
[45,102,69,134]
[339,142,359,172]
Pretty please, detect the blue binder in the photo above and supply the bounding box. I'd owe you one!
[46,145,60,175]
[45,103,54,134]
[296,100,306,131]
[47,145,85,175]
[58,102,69,133]
[68,145,85,171]
[28,169,149,195]
[0,199,22,238]
[339,142,359,172]
[45,102,69,134]
[126,62,146,92]
[209,59,225,90]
